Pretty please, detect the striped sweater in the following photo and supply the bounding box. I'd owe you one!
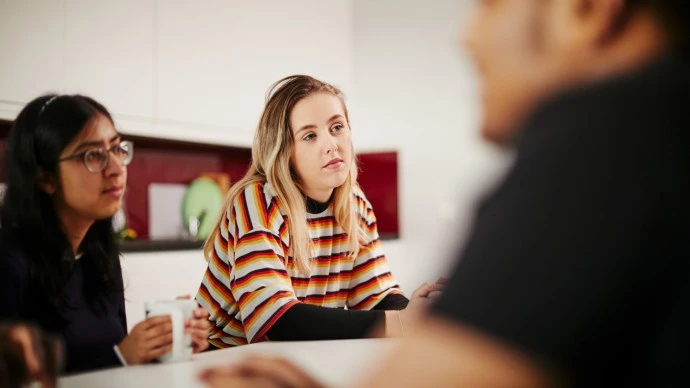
[195,181,403,347]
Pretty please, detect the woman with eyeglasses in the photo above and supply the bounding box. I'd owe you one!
[0,94,211,375]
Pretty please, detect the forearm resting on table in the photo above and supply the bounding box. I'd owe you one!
[267,304,383,341]
[381,310,405,337]
[267,294,409,341]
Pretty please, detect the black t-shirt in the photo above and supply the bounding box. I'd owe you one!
[433,55,690,387]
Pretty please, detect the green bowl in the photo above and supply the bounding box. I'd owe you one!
[182,177,224,240]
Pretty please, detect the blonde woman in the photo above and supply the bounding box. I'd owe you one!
[195,75,441,347]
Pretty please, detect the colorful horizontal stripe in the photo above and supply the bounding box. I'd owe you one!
[195,181,403,347]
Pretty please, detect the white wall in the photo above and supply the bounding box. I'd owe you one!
[121,250,208,330]
[0,0,354,147]
[350,0,514,293]
[153,0,354,145]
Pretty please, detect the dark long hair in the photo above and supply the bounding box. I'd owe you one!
[0,94,123,317]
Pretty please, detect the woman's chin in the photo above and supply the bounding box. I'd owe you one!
[95,205,121,220]
[330,174,349,190]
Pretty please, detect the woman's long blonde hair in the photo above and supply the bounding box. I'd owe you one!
[204,75,366,275]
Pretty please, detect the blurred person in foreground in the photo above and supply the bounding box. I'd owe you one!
[199,0,689,386]
[0,324,61,388]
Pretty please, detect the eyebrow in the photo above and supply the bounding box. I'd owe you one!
[295,114,345,136]
[73,134,121,152]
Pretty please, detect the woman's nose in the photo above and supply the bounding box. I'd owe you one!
[325,137,338,154]
[104,152,126,176]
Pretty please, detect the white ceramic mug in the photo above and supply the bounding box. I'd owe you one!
[144,299,197,363]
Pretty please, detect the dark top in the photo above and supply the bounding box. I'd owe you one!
[433,55,690,387]
[0,242,126,374]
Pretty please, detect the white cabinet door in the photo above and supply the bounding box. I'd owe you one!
[62,0,155,119]
[0,0,64,120]
[156,0,353,147]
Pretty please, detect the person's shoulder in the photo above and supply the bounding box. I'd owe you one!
[350,184,378,224]
[231,180,285,229]
[519,55,689,152]
[351,184,372,211]
[231,180,279,209]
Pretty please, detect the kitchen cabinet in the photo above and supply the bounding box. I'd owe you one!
[1,0,354,147]
[156,0,354,146]
[0,0,64,119]
[62,0,155,119]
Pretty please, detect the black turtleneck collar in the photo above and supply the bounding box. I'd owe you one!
[306,195,331,214]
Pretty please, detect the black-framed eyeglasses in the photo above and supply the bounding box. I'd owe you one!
[58,140,134,173]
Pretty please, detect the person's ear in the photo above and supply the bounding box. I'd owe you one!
[38,170,57,195]
[569,0,626,46]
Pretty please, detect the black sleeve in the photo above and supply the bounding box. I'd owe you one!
[117,290,127,334]
[74,343,122,372]
[431,86,689,378]
[372,293,409,310]
[91,291,128,369]
[266,303,385,341]
[0,248,27,321]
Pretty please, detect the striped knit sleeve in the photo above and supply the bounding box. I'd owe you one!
[198,182,300,344]
[346,188,405,310]
[196,202,240,347]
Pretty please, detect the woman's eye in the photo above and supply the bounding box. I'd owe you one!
[86,151,105,162]
[303,133,315,141]
[331,124,344,132]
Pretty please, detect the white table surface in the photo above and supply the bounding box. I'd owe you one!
[58,339,397,388]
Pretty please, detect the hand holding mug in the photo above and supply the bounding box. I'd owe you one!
[187,306,212,353]
[176,295,212,353]
[117,315,173,365]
